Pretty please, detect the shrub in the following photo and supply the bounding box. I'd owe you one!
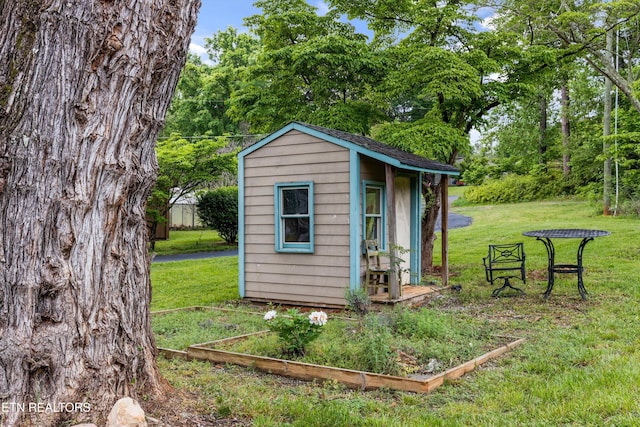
[197,186,238,243]
[618,198,640,216]
[264,308,328,357]
[459,154,493,185]
[463,172,565,204]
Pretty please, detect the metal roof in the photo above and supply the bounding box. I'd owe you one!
[298,122,459,174]
[239,122,460,175]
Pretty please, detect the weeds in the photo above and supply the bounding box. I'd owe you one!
[344,288,371,316]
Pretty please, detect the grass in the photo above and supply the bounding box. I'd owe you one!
[153,307,266,350]
[148,198,640,426]
[153,229,237,256]
[150,257,239,310]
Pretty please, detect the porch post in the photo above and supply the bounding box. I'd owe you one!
[441,175,449,287]
[385,164,400,299]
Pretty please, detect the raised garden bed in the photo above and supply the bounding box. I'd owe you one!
[153,306,524,393]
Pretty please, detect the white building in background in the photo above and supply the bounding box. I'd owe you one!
[169,193,203,229]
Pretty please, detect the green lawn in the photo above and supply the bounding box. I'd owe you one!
[153,229,237,256]
[149,198,640,426]
[150,256,239,310]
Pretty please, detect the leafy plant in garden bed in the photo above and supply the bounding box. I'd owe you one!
[263,308,328,357]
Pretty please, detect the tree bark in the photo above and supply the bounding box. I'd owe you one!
[538,93,548,169]
[420,177,440,275]
[0,1,200,425]
[603,28,613,216]
[560,83,571,177]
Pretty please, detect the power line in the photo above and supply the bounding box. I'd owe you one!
[157,134,267,140]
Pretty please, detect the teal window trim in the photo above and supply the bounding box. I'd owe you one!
[238,156,246,297]
[274,181,314,253]
[349,150,361,291]
[410,173,421,284]
[362,180,386,251]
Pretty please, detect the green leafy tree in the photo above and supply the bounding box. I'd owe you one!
[161,28,260,140]
[229,0,387,135]
[197,186,239,243]
[329,0,536,270]
[148,135,236,248]
[160,54,232,138]
[205,25,260,69]
[494,0,640,211]
[498,0,640,114]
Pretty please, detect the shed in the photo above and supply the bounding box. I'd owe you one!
[238,122,459,307]
[169,192,203,229]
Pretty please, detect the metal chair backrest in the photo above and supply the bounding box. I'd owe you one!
[484,243,526,284]
[488,243,525,265]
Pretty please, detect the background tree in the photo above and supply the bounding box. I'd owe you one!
[197,186,239,243]
[329,0,536,271]
[148,134,236,249]
[229,0,387,135]
[490,0,640,211]
[160,54,222,137]
[160,27,260,141]
[496,0,640,110]
[204,27,261,143]
[0,1,199,425]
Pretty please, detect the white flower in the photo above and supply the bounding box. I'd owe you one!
[308,311,328,326]
[264,310,278,321]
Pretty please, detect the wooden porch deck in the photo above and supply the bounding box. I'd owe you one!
[369,285,443,307]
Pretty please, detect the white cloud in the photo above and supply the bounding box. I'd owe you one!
[315,0,329,16]
[480,15,497,31]
[475,6,498,31]
[189,42,207,56]
[189,42,214,65]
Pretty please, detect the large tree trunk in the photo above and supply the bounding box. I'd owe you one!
[560,82,571,177]
[0,1,200,426]
[420,178,441,274]
[538,93,548,169]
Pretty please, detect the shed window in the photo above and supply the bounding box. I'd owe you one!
[363,182,385,248]
[275,182,314,253]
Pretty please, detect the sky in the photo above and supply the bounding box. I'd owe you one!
[189,1,259,60]
[190,1,496,62]
[190,1,353,62]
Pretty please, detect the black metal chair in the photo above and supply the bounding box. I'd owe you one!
[483,243,526,297]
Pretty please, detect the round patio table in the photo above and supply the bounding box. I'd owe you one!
[522,229,610,300]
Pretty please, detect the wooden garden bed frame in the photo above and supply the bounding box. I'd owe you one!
[158,328,525,394]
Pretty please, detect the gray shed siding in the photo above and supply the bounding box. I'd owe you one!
[243,130,351,306]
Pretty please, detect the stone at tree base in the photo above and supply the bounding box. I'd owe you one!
[107,397,148,427]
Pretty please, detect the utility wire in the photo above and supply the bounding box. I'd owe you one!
[157,134,267,140]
